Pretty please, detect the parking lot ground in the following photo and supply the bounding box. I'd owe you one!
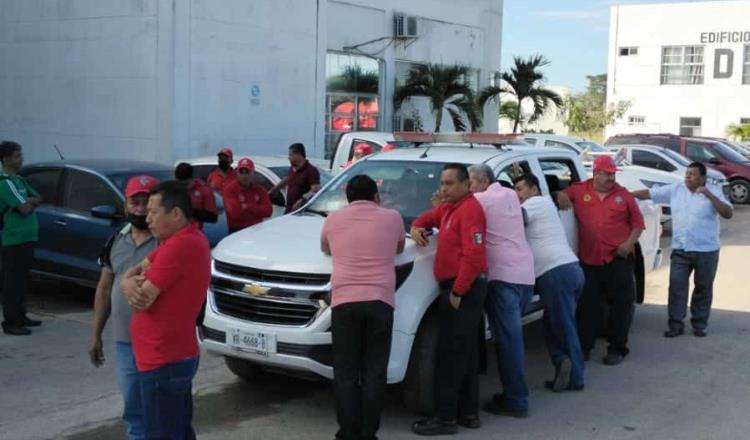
[1,206,748,440]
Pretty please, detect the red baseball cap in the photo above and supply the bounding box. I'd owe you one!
[125,175,159,198]
[236,157,255,172]
[218,147,234,159]
[593,155,618,173]
[354,143,373,156]
[381,143,398,152]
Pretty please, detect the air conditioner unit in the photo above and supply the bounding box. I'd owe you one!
[394,13,418,38]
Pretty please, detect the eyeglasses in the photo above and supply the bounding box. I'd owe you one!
[238,169,251,174]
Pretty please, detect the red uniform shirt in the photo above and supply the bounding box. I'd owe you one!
[563,179,646,266]
[412,194,487,295]
[285,161,320,213]
[188,178,217,229]
[206,168,237,194]
[131,224,211,372]
[223,179,272,231]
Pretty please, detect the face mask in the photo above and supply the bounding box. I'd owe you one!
[218,159,231,171]
[127,213,149,230]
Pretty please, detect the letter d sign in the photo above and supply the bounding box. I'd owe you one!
[714,49,734,79]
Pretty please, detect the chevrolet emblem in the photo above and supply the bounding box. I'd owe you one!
[243,283,270,296]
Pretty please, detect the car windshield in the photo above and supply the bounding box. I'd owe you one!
[108,170,175,193]
[659,148,691,166]
[576,141,607,152]
[304,160,447,228]
[108,170,227,210]
[723,141,750,156]
[269,166,333,185]
[714,142,750,163]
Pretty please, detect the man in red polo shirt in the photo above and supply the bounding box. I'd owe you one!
[269,143,320,213]
[223,158,272,233]
[175,162,218,229]
[557,156,645,366]
[119,181,211,438]
[206,147,237,193]
[409,163,487,436]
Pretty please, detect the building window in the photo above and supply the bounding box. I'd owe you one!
[628,115,645,125]
[661,46,704,85]
[744,46,750,85]
[619,47,638,56]
[679,117,702,137]
[325,53,382,159]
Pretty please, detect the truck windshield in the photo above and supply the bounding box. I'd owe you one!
[304,160,447,228]
[576,141,608,152]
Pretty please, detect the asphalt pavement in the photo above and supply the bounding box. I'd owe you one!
[1,206,748,440]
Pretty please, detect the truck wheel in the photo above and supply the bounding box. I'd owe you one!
[634,243,645,304]
[402,307,439,415]
[729,179,749,204]
[224,356,265,382]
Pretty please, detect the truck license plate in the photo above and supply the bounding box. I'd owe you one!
[227,328,276,356]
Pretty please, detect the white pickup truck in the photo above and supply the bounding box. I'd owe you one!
[200,133,663,413]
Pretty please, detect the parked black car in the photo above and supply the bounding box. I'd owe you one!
[20,160,228,287]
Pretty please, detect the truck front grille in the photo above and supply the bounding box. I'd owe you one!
[213,290,319,326]
[214,260,330,285]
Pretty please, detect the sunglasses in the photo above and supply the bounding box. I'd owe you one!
[238,169,252,174]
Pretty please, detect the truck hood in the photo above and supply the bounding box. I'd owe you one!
[211,213,415,275]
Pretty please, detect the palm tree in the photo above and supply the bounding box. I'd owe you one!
[394,64,481,132]
[327,65,379,94]
[478,55,563,133]
[727,123,750,141]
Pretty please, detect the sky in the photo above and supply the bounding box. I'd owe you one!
[501,0,724,93]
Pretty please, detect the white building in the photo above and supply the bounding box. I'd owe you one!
[497,85,570,135]
[0,0,502,164]
[606,0,750,139]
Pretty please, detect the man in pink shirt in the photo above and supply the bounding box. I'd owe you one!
[320,174,405,440]
[468,164,535,418]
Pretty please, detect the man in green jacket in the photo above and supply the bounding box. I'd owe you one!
[0,141,41,336]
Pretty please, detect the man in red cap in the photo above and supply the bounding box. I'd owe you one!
[342,143,374,170]
[206,147,237,194]
[557,155,645,366]
[175,162,218,230]
[89,174,159,439]
[380,143,398,152]
[223,158,272,233]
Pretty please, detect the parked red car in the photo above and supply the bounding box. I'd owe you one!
[605,133,750,204]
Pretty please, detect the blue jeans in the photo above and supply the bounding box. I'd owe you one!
[536,263,585,387]
[485,280,533,412]
[115,342,144,440]
[138,357,200,440]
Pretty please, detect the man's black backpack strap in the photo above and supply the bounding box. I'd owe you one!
[98,223,129,269]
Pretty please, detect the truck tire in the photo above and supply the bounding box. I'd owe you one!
[729,179,750,204]
[224,356,265,382]
[402,307,439,415]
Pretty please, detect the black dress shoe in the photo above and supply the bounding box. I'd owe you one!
[411,417,458,436]
[3,325,31,336]
[21,317,42,327]
[545,380,585,392]
[482,399,529,418]
[456,415,481,429]
[603,352,624,366]
[693,329,707,337]
[664,328,684,338]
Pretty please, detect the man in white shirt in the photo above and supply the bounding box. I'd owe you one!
[514,174,585,391]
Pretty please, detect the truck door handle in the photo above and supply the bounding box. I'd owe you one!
[54,219,68,227]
